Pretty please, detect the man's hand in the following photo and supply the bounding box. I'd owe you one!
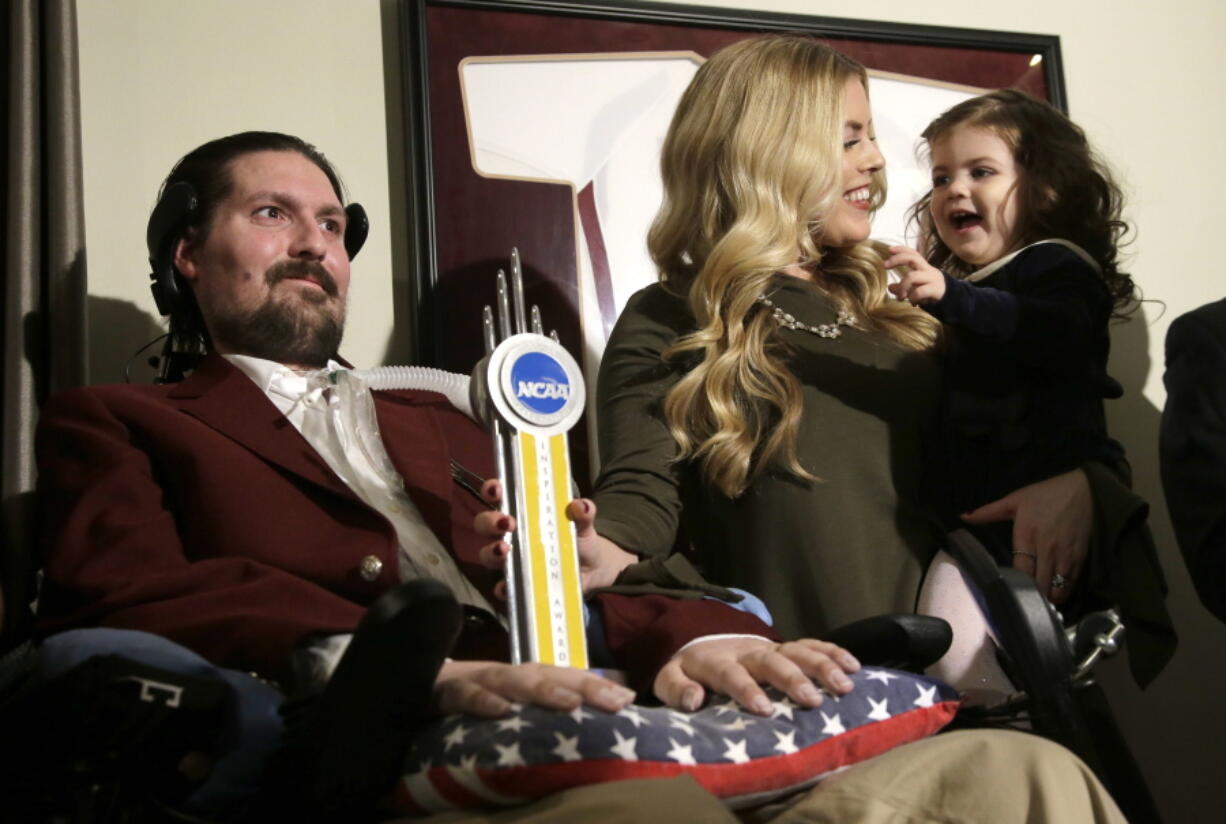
[885,245,946,305]
[961,468,1092,605]
[654,637,859,715]
[474,480,638,592]
[434,659,636,717]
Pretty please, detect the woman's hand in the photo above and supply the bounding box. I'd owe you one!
[434,659,636,717]
[885,245,946,305]
[654,637,859,715]
[961,468,1092,605]
[564,496,641,589]
[473,480,639,593]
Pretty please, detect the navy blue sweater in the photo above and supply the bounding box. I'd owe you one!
[923,242,1125,534]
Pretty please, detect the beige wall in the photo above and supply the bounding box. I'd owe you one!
[77,0,1222,817]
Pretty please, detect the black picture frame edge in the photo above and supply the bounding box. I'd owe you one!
[399,0,1066,365]
[399,1,439,365]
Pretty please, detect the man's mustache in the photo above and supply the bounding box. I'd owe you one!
[265,260,339,297]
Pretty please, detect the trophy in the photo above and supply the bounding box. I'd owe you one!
[469,249,588,668]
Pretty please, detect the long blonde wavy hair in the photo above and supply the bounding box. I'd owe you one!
[652,35,940,498]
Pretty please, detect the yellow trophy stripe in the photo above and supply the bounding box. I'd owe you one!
[550,433,588,668]
[518,431,554,664]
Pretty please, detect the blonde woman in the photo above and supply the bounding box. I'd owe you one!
[591,35,1104,651]
[588,35,1175,702]
[567,37,1138,820]
[593,33,1083,637]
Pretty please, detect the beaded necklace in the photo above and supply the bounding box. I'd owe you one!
[756,294,856,339]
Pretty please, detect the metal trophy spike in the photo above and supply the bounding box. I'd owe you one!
[469,248,588,667]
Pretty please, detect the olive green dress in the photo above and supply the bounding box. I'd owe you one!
[592,276,943,641]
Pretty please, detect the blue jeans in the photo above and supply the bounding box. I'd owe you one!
[38,628,283,816]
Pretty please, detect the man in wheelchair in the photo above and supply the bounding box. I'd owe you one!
[13,132,1128,822]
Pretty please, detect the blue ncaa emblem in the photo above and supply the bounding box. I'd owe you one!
[510,352,570,415]
[488,334,585,433]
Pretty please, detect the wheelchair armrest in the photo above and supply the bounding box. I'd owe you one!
[942,529,1078,723]
[942,529,1074,683]
[823,614,952,672]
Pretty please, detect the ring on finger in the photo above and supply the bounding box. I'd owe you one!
[1012,550,1037,560]
[1051,572,1068,589]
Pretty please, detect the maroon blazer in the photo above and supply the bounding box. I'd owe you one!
[35,355,774,690]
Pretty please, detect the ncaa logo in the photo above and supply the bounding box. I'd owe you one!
[488,333,585,433]
[510,352,570,415]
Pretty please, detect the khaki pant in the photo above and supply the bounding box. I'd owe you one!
[411,731,1127,824]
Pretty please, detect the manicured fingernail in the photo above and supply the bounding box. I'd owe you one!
[581,500,592,514]
[751,695,773,715]
[799,683,822,705]
[547,686,581,706]
[494,542,508,557]
[682,687,701,712]
[841,653,861,670]
[834,673,853,691]
[496,517,511,532]
[480,695,511,716]
[597,686,632,709]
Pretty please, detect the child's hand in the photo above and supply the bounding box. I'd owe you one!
[885,245,946,305]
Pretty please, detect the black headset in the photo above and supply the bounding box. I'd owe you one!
[145,180,370,382]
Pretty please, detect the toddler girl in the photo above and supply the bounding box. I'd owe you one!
[885,89,1136,599]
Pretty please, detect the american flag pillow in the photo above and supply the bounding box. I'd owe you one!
[391,667,959,815]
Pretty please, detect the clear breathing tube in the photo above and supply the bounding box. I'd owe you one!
[349,366,475,422]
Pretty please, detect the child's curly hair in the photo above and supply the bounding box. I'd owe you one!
[908,89,1136,317]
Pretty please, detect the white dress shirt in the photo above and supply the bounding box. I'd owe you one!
[224,354,503,679]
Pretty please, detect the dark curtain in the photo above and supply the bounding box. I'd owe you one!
[1,0,87,648]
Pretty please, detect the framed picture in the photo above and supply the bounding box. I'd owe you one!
[398,0,1064,479]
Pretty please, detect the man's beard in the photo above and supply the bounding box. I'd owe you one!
[208,260,345,367]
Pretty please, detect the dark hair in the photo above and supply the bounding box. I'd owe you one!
[158,131,346,242]
[908,90,1136,317]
